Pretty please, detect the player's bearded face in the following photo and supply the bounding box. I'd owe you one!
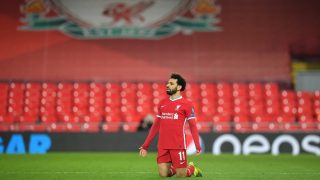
[166,86,178,95]
[166,79,179,95]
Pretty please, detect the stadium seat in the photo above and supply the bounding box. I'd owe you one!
[234,122,251,133]
[2,114,14,123]
[300,121,316,132]
[217,82,232,99]
[197,122,212,133]
[212,114,231,123]
[196,115,212,132]
[18,114,38,123]
[280,122,300,132]
[15,122,38,132]
[252,122,279,132]
[102,122,121,132]
[200,83,217,98]
[233,114,250,123]
[200,104,216,116]
[232,83,248,99]
[49,122,81,132]
[32,123,49,132]
[122,122,140,132]
[212,115,231,132]
[66,123,82,132]
[212,122,231,133]
[264,83,279,98]
[82,122,100,132]
[233,103,249,115]
[49,123,69,132]
[249,98,265,113]
[40,114,57,123]
[248,83,264,99]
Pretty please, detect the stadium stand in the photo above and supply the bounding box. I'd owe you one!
[0,81,319,133]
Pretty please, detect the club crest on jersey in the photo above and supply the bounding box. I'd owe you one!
[19,0,222,39]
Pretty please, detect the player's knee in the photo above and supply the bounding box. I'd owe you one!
[158,171,170,177]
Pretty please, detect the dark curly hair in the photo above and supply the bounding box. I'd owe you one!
[170,73,186,91]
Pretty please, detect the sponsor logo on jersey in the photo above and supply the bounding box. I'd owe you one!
[19,0,222,39]
[160,112,180,120]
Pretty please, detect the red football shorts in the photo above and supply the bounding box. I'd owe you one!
[157,149,188,168]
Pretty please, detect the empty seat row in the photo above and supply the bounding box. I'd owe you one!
[0,81,319,133]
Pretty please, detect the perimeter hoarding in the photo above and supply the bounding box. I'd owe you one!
[0,132,319,155]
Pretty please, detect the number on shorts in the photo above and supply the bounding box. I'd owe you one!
[178,151,185,161]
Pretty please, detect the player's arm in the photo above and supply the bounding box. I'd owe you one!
[139,117,160,157]
[188,119,201,155]
[186,105,201,155]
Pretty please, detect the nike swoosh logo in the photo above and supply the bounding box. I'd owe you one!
[180,161,185,165]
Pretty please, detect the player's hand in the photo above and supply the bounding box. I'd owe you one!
[196,149,201,156]
[139,147,147,157]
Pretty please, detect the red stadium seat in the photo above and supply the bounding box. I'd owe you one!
[196,115,212,132]
[15,122,39,132]
[82,122,100,132]
[264,83,279,98]
[32,123,49,132]
[248,83,264,99]
[2,114,14,123]
[196,122,212,133]
[212,122,231,133]
[212,114,231,123]
[48,123,68,132]
[276,114,295,123]
[252,122,279,132]
[200,104,216,116]
[249,99,265,116]
[66,123,82,132]
[102,122,121,132]
[18,114,37,123]
[234,122,251,133]
[300,121,316,132]
[199,83,217,99]
[122,122,139,132]
[217,82,232,99]
[49,122,81,132]
[40,110,54,121]
[280,122,299,132]
[232,83,248,99]
[233,104,249,115]
[104,114,122,123]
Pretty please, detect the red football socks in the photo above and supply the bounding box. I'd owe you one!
[186,165,195,177]
[169,165,176,177]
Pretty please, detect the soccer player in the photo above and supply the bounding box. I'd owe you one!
[139,73,202,178]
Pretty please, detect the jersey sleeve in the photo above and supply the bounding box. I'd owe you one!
[186,101,201,151]
[141,100,163,150]
[185,102,196,120]
[188,119,201,151]
[141,117,160,150]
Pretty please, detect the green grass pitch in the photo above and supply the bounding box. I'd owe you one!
[1,153,320,180]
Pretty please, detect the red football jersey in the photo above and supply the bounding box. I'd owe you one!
[156,96,196,149]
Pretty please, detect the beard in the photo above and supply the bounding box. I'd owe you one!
[166,87,178,95]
